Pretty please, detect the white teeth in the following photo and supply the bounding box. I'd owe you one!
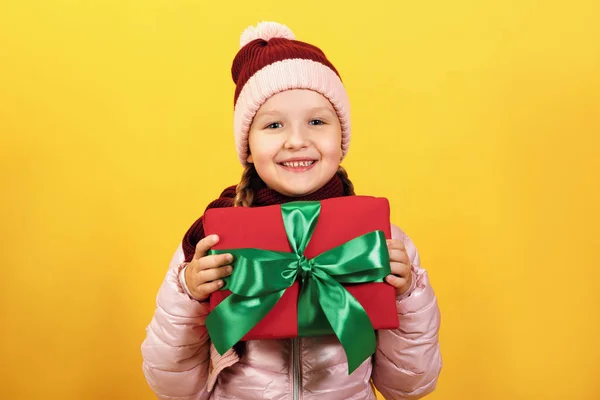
[282,161,314,167]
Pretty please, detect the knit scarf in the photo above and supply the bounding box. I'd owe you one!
[182,174,347,262]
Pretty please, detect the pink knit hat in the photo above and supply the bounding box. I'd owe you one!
[231,21,351,165]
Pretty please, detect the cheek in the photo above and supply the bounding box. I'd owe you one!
[254,151,278,165]
[249,137,280,165]
[319,135,343,160]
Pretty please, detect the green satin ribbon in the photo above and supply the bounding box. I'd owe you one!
[206,201,391,374]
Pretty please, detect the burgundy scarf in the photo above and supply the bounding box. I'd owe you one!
[182,174,347,262]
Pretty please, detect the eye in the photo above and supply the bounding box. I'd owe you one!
[309,119,325,126]
[265,122,283,129]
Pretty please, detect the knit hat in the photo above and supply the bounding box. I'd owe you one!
[232,21,351,165]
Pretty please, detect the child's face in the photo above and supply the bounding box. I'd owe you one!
[247,89,342,197]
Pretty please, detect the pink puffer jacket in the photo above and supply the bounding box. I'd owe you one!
[142,225,442,399]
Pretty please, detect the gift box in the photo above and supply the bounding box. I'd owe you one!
[204,196,398,373]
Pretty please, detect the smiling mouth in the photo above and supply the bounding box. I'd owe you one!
[280,160,316,167]
[278,160,317,171]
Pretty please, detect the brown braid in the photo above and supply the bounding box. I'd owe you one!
[234,164,260,207]
[336,166,355,195]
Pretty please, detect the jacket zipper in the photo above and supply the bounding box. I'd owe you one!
[292,337,301,400]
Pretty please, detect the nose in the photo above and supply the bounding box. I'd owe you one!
[283,123,309,150]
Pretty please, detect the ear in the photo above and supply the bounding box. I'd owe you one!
[247,153,254,163]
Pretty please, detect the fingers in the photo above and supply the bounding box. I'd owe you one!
[386,240,410,293]
[387,246,409,265]
[186,234,235,300]
[195,280,226,299]
[194,234,220,260]
[193,234,233,270]
[387,239,408,262]
[385,274,408,287]
[186,264,234,301]
[389,261,410,278]
[198,253,233,270]
[386,239,405,251]
[198,264,233,284]
[386,261,413,295]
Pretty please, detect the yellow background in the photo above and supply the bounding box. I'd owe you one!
[1,0,599,399]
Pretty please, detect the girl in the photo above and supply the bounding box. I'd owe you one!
[142,21,442,400]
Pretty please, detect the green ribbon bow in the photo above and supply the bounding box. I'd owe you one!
[206,201,391,374]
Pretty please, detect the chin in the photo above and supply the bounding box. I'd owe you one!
[278,184,319,197]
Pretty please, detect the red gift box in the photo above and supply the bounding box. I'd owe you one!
[204,195,399,341]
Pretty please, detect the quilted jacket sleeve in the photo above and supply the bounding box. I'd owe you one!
[372,225,442,399]
[141,244,212,400]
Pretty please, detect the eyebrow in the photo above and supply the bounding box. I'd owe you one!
[255,110,282,118]
[306,106,336,114]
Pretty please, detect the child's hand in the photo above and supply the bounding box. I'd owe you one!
[184,234,234,301]
[384,239,413,296]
